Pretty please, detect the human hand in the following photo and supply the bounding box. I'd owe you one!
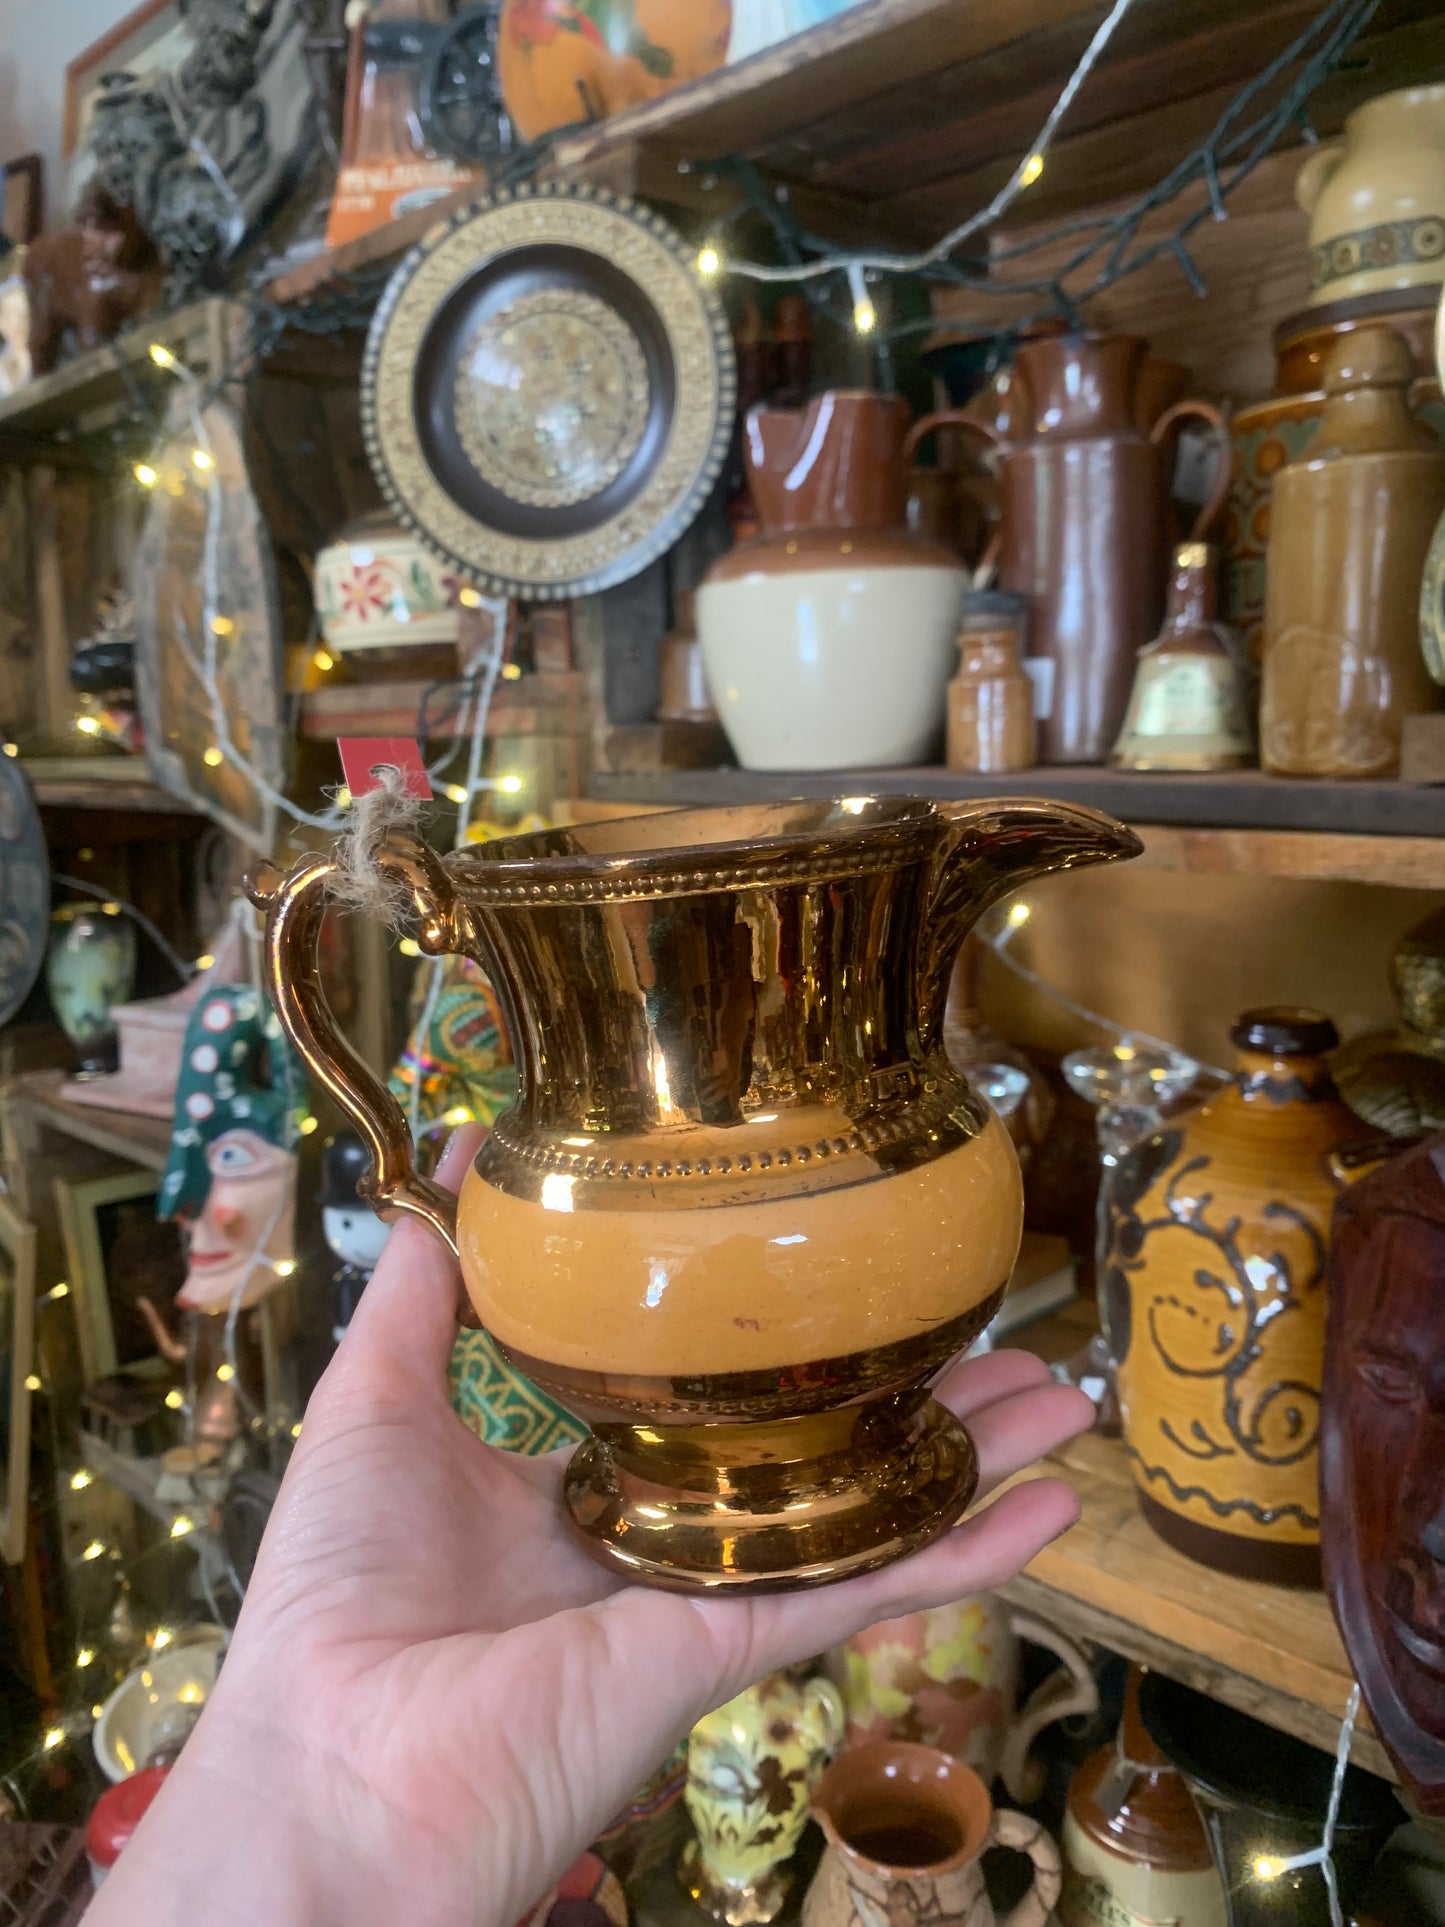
[92,1125,1092,1927]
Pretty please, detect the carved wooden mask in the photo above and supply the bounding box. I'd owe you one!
[1323,1133,1445,1813]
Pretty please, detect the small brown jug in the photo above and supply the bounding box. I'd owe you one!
[946,592,1036,773]
[804,1742,1061,1927]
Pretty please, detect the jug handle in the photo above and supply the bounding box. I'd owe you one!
[988,1807,1062,1927]
[1294,140,1343,217]
[997,1609,1099,1804]
[1328,1137,1404,1189]
[246,834,467,1261]
[904,409,1006,576]
[1151,397,1231,544]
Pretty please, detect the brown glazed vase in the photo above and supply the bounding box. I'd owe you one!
[804,1742,1061,1927]
[908,336,1228,765]
[1106,1007,1370,1586]
[1261,324,1445,777]
[1060,1668,1226,1927]
[251,797,1139,1593]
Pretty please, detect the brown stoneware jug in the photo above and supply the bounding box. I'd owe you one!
[1261,324,1445,777]
[1106,1007,1372,1587]
[908,335,1229,765]
[252,796,1139,1592]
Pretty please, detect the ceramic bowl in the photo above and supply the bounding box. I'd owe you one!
[314,512,461,677]
[92,1627,226,1781]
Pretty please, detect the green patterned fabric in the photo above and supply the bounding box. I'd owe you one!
[449,1328,587,1454]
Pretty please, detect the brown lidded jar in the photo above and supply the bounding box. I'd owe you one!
[946,590,1036,774]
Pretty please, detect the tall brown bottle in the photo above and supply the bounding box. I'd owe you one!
[908,335,1227,764]
[1261,324,1445,777]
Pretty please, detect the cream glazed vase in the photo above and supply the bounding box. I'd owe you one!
[1297,84,1445,306]
[698,393,966,770]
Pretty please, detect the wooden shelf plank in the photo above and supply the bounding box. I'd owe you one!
[21,758,196,816]
[584,765,1445,886]
[996,1427,1388,1779]
[11,1071,173,1172]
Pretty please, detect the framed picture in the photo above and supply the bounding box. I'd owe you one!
[55,1168,185,1384]
[60,0,321,240]
[2,156,43,246]
[0,1190,38,1566]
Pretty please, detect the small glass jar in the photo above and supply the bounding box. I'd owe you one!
[946,591,1035,773]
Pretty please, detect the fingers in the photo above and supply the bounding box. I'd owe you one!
[336,1124,486,1382]
[932,1346,1054,1419]
[959,1381,1094,1496]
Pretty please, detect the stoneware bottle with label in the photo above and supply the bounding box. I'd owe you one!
[1112,543,1252,771]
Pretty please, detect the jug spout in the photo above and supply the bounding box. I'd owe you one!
[918,799,1142,1045]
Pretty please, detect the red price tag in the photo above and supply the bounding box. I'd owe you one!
[337,737,432,800]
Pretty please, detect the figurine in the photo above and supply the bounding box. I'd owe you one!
[1323,1132,1445,1815]
[321,1130,390,1339]
[22,181,165,375]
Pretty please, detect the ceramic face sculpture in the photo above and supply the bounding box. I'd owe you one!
[1323,1132,1445,1815]
[681,1671,844,1924]
[176,1129,298,1314]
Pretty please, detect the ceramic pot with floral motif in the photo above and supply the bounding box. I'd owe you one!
[1297,83,1445,307]
[1107,1007,1371,1587]
[680,1669,844,1924]
[47,903,138,1076]
[827,1598,1097,1804]
[314,511,463,679]
[498,0,731,141]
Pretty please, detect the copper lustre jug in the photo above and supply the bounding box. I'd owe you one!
[251,797,1138,1591]
[907,335,1228,765]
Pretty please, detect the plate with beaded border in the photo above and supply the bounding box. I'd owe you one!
[361,182,736,601]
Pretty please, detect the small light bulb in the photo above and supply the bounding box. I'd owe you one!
[290,1421,303,1439]
[76,1646,95,1666]
[170,1515,195,1538]
[91,1704,105,1720]
[312,647,335,671]
[501,663,522,681]
[696,242,722,278]
[47,1281,70,1301]
[274,1258,297,1278]
[209,615,234,637]
[75,715,101,735]
[458,586,482,609]
[1008,902,1031,927]
[335,785,352,809]
[398,937,422,958]
[43,1726,65,1751]
[2,742,16,756]
[164,1389,185,1410]
[102,901,122,916]
[847,262,876,335]
[215,1363,235,1383]
[203,746,224,767]
[70,1468,92,1491]
[444,783,469,805]
[24,1374,40,1392]
[443,1105,474,1126]
[82,1540,106,1561]
[1020,151,1045,187]
[194,953,215,971]
[148,342,178,369]
[1253,1857,1282,1882]
[133,462,158,488]
[497,773,524,795]
[191,447,214,472]
[298,1114,319,1136]
[151,1626,174,1648]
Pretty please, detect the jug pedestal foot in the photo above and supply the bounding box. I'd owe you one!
[678,1837,791,1925]
[563,1392,982,1594]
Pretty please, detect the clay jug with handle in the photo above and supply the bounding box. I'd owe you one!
[698,392,968,770]
[804,1741,1061,1927]
[906,335,1228,765]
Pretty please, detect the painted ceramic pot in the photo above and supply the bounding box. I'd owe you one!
[1108,1007,1368,1586]
[698,393,967,769]
[1059,1667,1226,1927]
[1261,327,1445,779]
[827,1599,1097,1804]
[46,904,137,1076]
[680,1670,844,1924]
[313,511,462,679]
[804,1742,1061,1927]
[498,0,731,141]
[1297,83,1445,306]
[727,0,864,62]
[1219,393,1323,661]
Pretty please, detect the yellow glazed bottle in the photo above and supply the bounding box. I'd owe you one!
[1107,1008,1368,1586]
[253,796,1139,1592]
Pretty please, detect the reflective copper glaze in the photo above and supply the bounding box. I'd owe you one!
[251,796,1139,1590]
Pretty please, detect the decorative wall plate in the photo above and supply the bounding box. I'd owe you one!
[0,756,49,1031]
[361,182,736,600]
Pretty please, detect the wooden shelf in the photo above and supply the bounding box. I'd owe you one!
[585,765,1445,888]
[998,1422,1387,1780]
[0,299,244,453]
[21,757,196,816]
[8,1071,173,1173]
